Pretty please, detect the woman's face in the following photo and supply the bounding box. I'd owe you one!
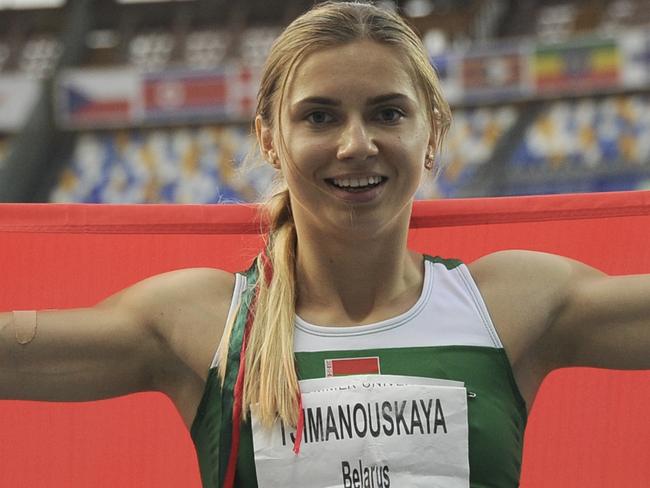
[260,40,433,236]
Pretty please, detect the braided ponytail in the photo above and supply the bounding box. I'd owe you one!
[243,188,300,427]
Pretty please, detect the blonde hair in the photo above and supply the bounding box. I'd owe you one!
[220,0,452,429]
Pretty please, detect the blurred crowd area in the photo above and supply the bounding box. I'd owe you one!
[1,0,650,203]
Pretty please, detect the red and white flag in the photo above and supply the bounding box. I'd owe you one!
[324,357,381,377]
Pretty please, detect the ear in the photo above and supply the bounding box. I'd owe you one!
[255,115,280,169]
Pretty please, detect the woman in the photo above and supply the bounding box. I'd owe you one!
[2,2,650,487]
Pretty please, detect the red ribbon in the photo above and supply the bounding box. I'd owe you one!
[223,297,255,488]
[293,392,305,455]
[223,252,273,486]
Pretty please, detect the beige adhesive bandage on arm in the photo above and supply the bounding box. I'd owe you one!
[12,310,38,345]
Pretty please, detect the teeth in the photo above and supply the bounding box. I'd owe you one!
[332,176,382,188]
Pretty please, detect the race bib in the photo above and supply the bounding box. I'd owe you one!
[251,375,470,488]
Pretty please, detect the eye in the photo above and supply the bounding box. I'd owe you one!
[306,111,335,125]
[376,108,405,124]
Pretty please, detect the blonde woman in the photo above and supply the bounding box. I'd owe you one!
[2,2,650,487]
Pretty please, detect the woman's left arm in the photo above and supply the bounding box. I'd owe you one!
[472,249,650,406]
[550,262,650,370]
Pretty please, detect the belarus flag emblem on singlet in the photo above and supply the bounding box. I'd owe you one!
[324,357,380,377]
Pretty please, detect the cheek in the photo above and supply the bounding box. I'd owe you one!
[395,137,427,164]
[285,137,330,170]
[279,143,323,191]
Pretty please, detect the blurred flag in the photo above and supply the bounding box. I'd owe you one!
[461,45,529,102]
[533,39,621,92]
[57,68,139,128]
[143,70,228,121]
[142,66,259,122]
[226,65,259,119]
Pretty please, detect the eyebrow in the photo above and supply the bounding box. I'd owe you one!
[293,93,412,107]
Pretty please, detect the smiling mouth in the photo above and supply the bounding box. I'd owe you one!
[325,176,387,192]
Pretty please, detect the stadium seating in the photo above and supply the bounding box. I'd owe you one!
[418,105,518,199]
[601,0,650,31]
[513,95,650,169]
[536,3,578,40]
[18,35,62,79]
[238,27,281,66]
[507,94,650,194]
[184,30,229,70]
[50,126,275,204]
[128,32,175,72]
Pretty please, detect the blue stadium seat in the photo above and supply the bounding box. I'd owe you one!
[51,126,275,204]
[418,105,518,198]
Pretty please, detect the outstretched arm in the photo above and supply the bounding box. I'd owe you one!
[0,303,157,402]
[549,262,650,371]
[0,268,234,411]
[471,250,650,407]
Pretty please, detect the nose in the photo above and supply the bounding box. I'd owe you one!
[336,117,379,161]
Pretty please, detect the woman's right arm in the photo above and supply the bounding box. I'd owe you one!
[0,267,235,410]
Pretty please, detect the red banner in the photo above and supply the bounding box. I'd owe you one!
[1,193,650,487]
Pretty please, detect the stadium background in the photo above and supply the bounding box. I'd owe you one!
[1,0,650,487]
[1,0,650,203]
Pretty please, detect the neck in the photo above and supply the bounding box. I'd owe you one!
[293,213,423,326]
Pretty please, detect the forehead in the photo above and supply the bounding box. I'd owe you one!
[285,40,420,105]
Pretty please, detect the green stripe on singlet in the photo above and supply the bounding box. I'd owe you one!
[424,254,463,270]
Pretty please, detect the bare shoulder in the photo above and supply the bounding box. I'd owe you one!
[103,267,235,307]
[469,249,602,301]
[98,267,238,427]
[101,268,235,332]
[467,250,604,406]
[471,249,587,280]
[102,267,236,382]
[467,250,590,361]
